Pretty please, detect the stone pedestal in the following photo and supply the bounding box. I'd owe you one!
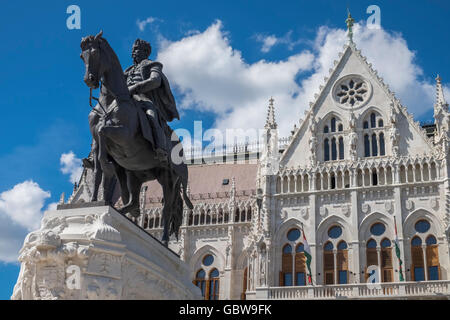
[11,205,202,300]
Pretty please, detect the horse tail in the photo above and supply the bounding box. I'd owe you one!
[182,179,194,209]
[169,176,183,240]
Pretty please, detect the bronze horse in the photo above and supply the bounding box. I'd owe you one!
[80,31,193,245]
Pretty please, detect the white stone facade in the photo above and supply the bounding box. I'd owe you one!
[68,40,450,300]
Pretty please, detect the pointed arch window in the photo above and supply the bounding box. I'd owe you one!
[323,241,334,285]
[281,244,293,286]
[331,117,336,132]
[208,269,220,300]
[379,132,385,156]
[323,115,344,162]
[331,138,337,160]
[371,134,378,156]
[324,139,330,161]
[411,236,424,281]
[364,134,370,157]
[370,113,376,128]
[337,241,348,284]
[426,235,440,280]
[194,269,207,298]
[363,111,386,158]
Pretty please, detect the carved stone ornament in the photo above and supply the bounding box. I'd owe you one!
[319,207,328,218]
[332,75,372,110]
[405,200,414,211]
[11,205,202,300]
[385,201,393,214]
[301,208,309,220]
[341,205,350,217]
[430,198,439,210]
[361,203,370,214]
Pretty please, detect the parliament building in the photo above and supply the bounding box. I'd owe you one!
[69,23,450,300]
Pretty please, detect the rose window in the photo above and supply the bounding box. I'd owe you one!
[335,78,369,107]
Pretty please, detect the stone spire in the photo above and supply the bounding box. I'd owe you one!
[346,10,355,44]
[435,75,449,111]
[265,97,277,129]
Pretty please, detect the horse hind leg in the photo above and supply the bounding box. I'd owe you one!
[119,171,141,217]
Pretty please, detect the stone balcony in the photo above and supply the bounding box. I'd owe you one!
[246,280,450,300]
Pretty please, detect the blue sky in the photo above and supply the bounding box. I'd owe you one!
[0,0,449,299]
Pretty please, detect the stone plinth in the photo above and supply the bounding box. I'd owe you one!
[11,205,202,300]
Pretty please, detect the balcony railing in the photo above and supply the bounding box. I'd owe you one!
[246,280,450,300]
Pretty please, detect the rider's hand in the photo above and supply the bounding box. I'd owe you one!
[128,84,140,95]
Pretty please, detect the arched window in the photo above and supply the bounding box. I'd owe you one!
[379,132,385,156]
[194,269,206,298]
[331,117,336,132]
[363,111,386,158]
[194,256,220,300]
[380,238,393,282]
[365,239,378,282]
[281,244,293,286]
[234,209,240,222]
[339,137,344,160]
[149,217,155,229]
[411,236,424,281]
[281,228,308,286]
[208,269,220,300]
[295,243,306,286]
[364,134,370,157]
[200,211,205,224]
[371,133,378,156]
[324,139,330,161]
[331,138,337,160]
[426,235,440,280]
[323,241,334,285]
[370,113,376,128]
[323,116,344,161]
[337,241,348,284]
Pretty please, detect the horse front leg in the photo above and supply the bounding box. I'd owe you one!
[89,140,102,202]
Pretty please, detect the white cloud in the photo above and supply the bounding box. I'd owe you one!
[157,20,315,138]
[0,181,50,231]
[157,20,449,139]
[0,181,56,262]
[137,17,162,32]
[255,31,302,53]
[256,35,278,53]
[60,151,83,184]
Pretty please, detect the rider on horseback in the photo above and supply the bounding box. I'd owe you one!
[124,39,179,163]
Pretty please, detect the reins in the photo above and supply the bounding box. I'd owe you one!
[89,82,109,118]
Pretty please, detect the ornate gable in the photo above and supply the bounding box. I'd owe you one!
[280,41,437,170]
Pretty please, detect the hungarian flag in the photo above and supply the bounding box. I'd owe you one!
[301,224,313,285]
[394,217,405,282]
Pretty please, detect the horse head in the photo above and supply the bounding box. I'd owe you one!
[80,30,105,89]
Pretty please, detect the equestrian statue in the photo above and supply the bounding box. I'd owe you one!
[80,30,193,245]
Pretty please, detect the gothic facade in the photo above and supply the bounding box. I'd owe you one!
[69,36,450,300]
